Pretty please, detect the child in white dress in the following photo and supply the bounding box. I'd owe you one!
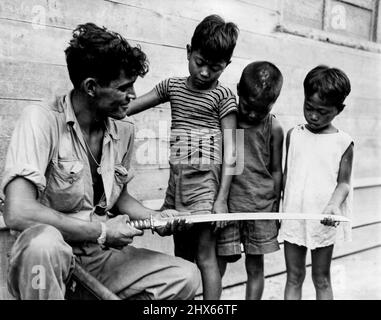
[279,65,353,300]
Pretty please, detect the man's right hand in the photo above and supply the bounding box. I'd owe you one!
[104,215,143,248]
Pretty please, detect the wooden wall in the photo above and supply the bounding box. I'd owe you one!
[1,0,380,201]
[0,0,381,297]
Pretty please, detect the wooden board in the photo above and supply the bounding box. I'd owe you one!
[0,230,16,300]
[132,186,381,293]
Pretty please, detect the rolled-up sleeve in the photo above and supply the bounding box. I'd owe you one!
[1,104,54,195]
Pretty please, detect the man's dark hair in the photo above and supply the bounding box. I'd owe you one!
[238,61,283,107]
[190,15,239,63]
[65,23,149,89]
[304,65,351,112]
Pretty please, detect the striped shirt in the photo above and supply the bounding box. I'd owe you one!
[154,77,237,164]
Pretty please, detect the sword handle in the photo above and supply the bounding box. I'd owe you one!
[126,215,155,234]
[126,219,151,230]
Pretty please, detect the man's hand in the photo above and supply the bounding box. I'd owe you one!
[212,200,229,233]
[104,214,144,248]
[320,204,341,227]
[153,209,190,236]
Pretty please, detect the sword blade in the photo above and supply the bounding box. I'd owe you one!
[152,212,350,228]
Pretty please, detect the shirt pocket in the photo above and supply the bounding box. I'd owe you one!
[42,160,85,213]
[109,164,132,208]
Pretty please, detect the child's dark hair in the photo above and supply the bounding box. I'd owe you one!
[191,15,239,63]
[65,23,149,89]
[304,65,351,112]
[238,61,283,106]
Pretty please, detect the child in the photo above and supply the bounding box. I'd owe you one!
[126,15,239,300]
[217,61,284,300]
[279,65,353,300]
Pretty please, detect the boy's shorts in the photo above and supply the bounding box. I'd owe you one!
[217,219,280,262]
[161,163,221,262]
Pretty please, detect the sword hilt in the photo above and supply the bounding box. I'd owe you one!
[126,215,155,233]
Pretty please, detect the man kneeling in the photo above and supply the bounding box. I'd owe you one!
[1,23,200,300]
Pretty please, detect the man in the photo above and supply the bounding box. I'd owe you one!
[1,23,200,300]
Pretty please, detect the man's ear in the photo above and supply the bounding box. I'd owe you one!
[82,78,98,97]
[186,44,192,60]
[337,104,345,115]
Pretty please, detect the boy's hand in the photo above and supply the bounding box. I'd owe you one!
[212,200,229,233]
[153,209,190,236]
[320,204,341,227]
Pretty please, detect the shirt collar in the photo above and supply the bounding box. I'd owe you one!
[104,118,120,140]
[62,90,119,140]
[63,90,77,126]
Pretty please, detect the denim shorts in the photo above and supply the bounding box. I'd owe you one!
[161,163,221,261]
[217,219,280,261]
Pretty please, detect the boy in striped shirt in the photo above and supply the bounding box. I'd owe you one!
[127,15,239,299]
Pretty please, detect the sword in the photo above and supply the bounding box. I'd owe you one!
[126,212,350,232]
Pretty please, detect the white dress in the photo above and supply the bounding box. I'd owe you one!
[279,124,353,249]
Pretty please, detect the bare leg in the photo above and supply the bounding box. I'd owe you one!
[195,224,222,300]
[284,241,307,300]
[217,257,228,278]
[311,245,334,300]
[245,254,264,300]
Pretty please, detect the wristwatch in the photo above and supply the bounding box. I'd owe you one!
[97,222,107,246]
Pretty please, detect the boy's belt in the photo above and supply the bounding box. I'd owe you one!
[127,212,350,232]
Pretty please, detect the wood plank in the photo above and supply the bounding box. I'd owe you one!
[0,3,276,68]
[0,230,17,300]
[104,0,279,35]
[377,0,381,42]
[113,0,280,13]
[0,20,69,65]
[133,188,381,292]
[1,14,381,88]
[0,99,37,116]
[326,0,373,40]
[282,0,324,29]
[340,0,376,10]
[0,0,192,51]
[0,60,71,100]
[1,1,380,69]
[0,0,278,51]
[222,222,381,289]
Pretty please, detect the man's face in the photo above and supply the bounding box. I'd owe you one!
[187,47,228,90]
[94,70,137,120]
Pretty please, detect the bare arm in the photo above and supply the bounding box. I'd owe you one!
[114,186,188,236]
[270,117,284,212]
[4,178,143,247]
[114,186,157,220]
[323,143,354,213]
[4,177,103,241]
[126,89,161,116]
[213,112,237,214]
[283,128,293,195]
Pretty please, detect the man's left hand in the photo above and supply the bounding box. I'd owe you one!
[153,209,190,236]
